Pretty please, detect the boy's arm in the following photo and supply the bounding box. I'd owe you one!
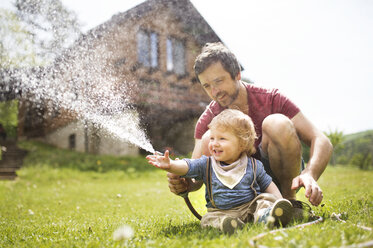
[146,150,189,176]
[167,138,205,195]
[264,182,283,199]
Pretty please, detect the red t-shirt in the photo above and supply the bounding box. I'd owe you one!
[195,83,300,151]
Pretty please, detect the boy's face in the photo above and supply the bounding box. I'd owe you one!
[208,126,243,164]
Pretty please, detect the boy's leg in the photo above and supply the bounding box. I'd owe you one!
[201,201,253,234]
[249,193,278,222]
[250,193,293,227]
[201,209,244,228]
[201,210,229,229]
[201,209,244,234]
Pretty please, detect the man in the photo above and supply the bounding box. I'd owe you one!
[168,42,332,207]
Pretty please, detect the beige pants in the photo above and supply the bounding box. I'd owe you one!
[201,193,279,229]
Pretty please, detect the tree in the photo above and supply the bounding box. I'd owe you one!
[1,1,82,139]
[332,130,373,170]
[349,136,373,170]
[0,101,18,138]
[14,0,81,63]
[0,8,38,67]
[325,129,344,166]
[0,8,36,139]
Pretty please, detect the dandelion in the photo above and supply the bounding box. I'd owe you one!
[113,225,134,241]
[266,215,275,226]
[274,235,283,241]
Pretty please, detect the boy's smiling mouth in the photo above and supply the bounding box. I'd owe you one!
[213,149,223,156]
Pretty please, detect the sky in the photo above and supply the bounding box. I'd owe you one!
[1,0,372,134]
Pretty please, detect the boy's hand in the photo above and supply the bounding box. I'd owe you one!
[146,150,172,170]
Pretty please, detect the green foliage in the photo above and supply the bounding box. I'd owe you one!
[0,100,18,138]
[301,141,310,163]
[0,8,39,67]
[334,130,373,170]
[351,153,372,170]
[14,0,81,63]
[18,140,157,174]
[302,129,373,170]
[0,145,372,247]
[325,129,345,166]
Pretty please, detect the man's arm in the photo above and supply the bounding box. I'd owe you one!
[291,112,333,205]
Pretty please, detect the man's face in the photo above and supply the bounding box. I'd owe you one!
[198,62,240,107]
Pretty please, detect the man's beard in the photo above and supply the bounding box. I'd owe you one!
[216,81,240,107]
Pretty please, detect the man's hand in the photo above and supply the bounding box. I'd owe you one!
[167,172,188,195]
[291,173,323,206]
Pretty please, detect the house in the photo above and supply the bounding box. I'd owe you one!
[18,0,231,156]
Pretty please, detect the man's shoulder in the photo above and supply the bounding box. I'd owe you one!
[204,101,224,115]
[244,82,278,95]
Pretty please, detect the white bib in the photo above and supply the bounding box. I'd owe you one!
[210,153,248,189]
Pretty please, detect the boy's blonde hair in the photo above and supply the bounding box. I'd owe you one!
[208,109,257,156]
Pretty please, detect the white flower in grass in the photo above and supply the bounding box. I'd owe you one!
[117,194,122,198]
[274,235,283,240]
[113,225,134,241]
[267,215,275,224]
[28,209,34,215]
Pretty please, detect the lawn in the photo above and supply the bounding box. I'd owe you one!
[0,141,372,247]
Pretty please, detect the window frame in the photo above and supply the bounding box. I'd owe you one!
[166,36,186,76]
[137,29,159,69]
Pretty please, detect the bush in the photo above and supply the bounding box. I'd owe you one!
[351,153,372,170]
[18,140,156,174]
[0,100,18,138]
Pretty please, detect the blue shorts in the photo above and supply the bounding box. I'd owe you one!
[258,145,305,192]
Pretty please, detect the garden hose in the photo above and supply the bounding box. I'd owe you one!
[178,191,202,220]
[249,215,324,247]
[248,213,373,247]
[154,151,202,220]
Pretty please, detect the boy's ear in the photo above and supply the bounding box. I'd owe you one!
[239,141,246,153]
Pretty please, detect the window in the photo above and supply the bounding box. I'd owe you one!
[166,37,186,75]
[69,134,76,150]
[137,30,158,68]
[150,33,158,68]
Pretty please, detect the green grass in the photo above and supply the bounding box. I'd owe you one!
[0,141,372,247]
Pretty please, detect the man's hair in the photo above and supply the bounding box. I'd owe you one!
[193,42,241,82]
[208,109,257,156]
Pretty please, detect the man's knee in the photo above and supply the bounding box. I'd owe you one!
[262,114,298,143]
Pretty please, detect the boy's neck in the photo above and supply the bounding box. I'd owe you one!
[218,153,245,165]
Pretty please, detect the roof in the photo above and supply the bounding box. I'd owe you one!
[85,0,222,46]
